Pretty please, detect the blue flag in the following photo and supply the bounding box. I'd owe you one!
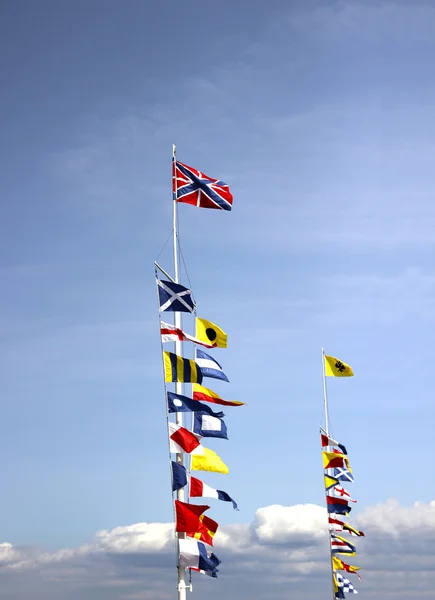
[171,461,187,492]
[157,279,195,313]
[193,411,228,439]
[167,392,224,418]
[195,349,229,382]
[333,467,354,483]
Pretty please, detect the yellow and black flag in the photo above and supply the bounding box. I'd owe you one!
[324,355,354,377]
[195,318,227,348]
[164,351,203,384]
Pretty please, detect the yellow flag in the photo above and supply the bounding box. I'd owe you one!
[332,556,360,573]
[195,317,227,348]
[324,355,354,377]
[191,447,229,474]
[163,351,202,384]
[324,474,339,490]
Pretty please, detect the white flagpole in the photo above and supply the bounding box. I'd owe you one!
[322,348,337,600]
[172,145,190,599]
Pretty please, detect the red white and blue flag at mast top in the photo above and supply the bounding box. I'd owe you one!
[173,159,233,211]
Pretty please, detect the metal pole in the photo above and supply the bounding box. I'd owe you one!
[172,145,188,600]
[322,348,337,600]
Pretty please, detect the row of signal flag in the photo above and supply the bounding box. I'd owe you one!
[322,355,364,598]
[158,156,236,578]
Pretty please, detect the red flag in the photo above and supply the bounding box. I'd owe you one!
[175,500,210,533]
[173,160,233,211]
[168,422,201,454]
[187,513,219,546]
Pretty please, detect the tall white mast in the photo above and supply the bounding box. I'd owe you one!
[172,145,189,600]
[321,348,337,600]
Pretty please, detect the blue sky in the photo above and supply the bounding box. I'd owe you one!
[1,1,435,598]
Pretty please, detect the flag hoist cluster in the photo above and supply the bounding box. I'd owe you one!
[156,153,239,586]
[322,354,364,598]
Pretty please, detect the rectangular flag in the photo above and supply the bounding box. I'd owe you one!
[195,318,227,348]
[195,349,229,382]
[187,513,219,546]
[171,461,187,491]
[173,159,233,211]
[320,432,347,455]
[192,384,245,407]
[168,422,201,454]
[167,392,224,418]
[190,476,239,510]
[323,451,351,471]
[329,516,364,537]
[157,279,195,313]
[193,411,228,440]
[331,533,357,555]
[332,556,361,578]
[327,485,357,503]
[160,321,214,348]
[333,467,354,483]
[164,351,203,384]
[335,572,358,594]
[191,446,229,474]
[324,354,354,377]
[178,538,221,574]
[175,500,210,534]
[327,496,351,515]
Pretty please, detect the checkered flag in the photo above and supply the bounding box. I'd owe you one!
[336,572,358,594]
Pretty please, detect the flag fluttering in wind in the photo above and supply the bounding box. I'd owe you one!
[193,411,228,439]
[190,476,238,510]
[332,556,361,578]
[171,461,187,492]
[323,450,351,471]
[157,279,195,313]
[335,572,358,594]
[320,432,347,455]
[187,513,219,546]
[195,349,229,382]
[173,160,233,211]
[195,318,227,348]
[331,533,357,556]
[193,384,244,407]
[324,354,354,377]
[324,474,340,490]
[168,422,201,454]
[175,500,210,533]
[332,466,354,483]
[167,391,224,418]
[327,496,351,515]
[178,538,221,575]
[329,516,364,537]
[191,446,229,474]
[327,485,357,503]
[164,351,203,384]
[160,321,214,347]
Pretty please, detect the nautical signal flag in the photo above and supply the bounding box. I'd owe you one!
[332,556,361,579]
[323,451,351,471]
[324,474,340,491]
[195,349,229,382]
[167,392,224,418]
[333,467,354,483]
[324,354,354,377]
[193,412,228,440]
[178,538,221,575]
[327,485,357,503]
[195,318,227,348]
[175,500,210,533]
[190,476,239,510]
[164,351,203,384]
[193,384,245,407]
[320,432,348,455]
[334,587,346,599]
[168,422,201,454]
[335,572,358,594]
[157,279,195,313]
[190,567,219,578]
[326,496,351,515]
[187,513,219,546]
[173,159,233,211]
[329,516,365,537]
[171,461,187,491]
[330,533,357,556]
[160,321,214,348]
[191,446,229,474]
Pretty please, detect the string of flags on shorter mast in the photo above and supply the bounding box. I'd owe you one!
[156,152,239,589]
[321,352,365,599]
